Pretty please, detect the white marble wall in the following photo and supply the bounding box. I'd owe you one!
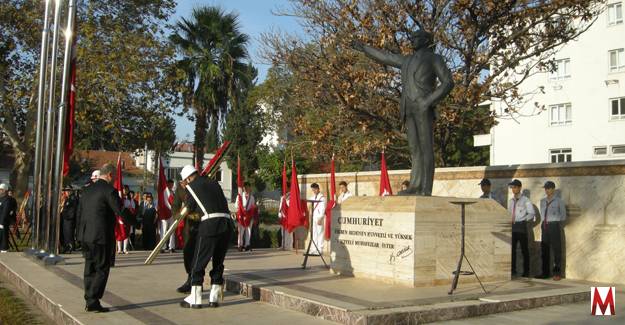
[300,160,625,285]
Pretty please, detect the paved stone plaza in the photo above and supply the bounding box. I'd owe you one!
[1,249,622,324]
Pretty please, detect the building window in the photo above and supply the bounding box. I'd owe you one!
[612,145,625,155]
[594,146,608,156]
[166,167,182,181]
[549,58,570,80]
[610,97,625,120]
[609,48,625,72]
[550,148,572,163]
[549,103,572,126]
[608,2,623,25]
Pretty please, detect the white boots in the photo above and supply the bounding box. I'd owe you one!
[179,284,223,308]
[180,285,203,309]
[208,284,223,308]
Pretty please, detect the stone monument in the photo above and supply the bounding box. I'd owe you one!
[330,196,511,287]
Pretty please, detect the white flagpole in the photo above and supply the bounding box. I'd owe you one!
[32,0,54,251]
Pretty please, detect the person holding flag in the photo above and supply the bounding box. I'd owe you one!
[309,183,326,255]
[286,158,308,249]
[324,155,337,241]
[279,161,292,250]
[235,182,257,252]
[157,157,176,253]
[113,155,130,255]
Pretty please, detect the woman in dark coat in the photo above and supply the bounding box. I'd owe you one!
[139,193,158,250]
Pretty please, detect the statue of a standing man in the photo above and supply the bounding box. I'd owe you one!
[353,30,454,196]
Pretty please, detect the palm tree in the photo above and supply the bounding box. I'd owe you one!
[170,6,249,167]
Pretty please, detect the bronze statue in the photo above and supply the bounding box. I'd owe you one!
[353,30,454,196]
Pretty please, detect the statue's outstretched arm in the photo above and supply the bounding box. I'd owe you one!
[354,41,403,68]
[424,56,454,108]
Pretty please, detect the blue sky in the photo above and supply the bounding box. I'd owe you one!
[171,0,303,140]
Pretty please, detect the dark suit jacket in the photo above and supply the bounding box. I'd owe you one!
[0,196,10,227]
[77,179,123,245]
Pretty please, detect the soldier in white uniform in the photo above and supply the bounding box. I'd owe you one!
[235,182,256,251]
[309,183,326,255]
[279,187,292,250]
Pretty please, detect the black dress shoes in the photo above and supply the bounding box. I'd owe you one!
[177,283,191,293]
[85,304,110,313]
[208,302,219,308]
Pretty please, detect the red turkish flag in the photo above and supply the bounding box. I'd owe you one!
[379,151,393,196]
[114,153,123,197]
[324,155,336,240]
[113,153,127,241]
[62,36,77,176]
[200,141,231,176]
[235,155,248,226]
[279,160,288,227]
[157,156,172,220]
[287,159,307,232]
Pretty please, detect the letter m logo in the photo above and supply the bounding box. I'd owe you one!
[591,287,615,316]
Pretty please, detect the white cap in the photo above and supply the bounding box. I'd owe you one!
[180,165,197,181]
[91,170,101,180]
[0,183,8,191]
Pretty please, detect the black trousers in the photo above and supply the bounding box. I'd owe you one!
[189,230,231,286]
[142,221,157,250]
[62,219,76,246]
[0,227,8,251]
[183,221,199,276]
[511,225,530,276]
[82,242,113,307]
[541,222,563,276]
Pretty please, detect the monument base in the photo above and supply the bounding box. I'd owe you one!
[330,196,511,287]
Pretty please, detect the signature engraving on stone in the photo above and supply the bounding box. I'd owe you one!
[388,245,413,265]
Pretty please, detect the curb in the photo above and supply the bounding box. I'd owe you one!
[0,257,83,325]
[224,276,590,325]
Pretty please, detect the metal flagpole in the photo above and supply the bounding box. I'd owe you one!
[31,0,54,253]
[49,0,77,262]
[42,0,63,256]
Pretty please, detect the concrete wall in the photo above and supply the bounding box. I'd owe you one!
[298,159,625,285]
[489,7,625,165]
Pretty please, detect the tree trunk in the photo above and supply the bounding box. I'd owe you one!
[9,148,31,202]
[194,108,208,169]
[206,109,219,153]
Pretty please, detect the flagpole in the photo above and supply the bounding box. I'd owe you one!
[51,0,77,258]
[42,0,63,254]
[32,0,54,252]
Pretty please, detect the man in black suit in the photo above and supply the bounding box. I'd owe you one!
[0,183,11,253]
[77,164,123,313]
[177,165,232,309]
[61,186,79,254]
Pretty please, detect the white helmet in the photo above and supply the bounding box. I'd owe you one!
[91,170,101,180]
[180,165,197,181]
[0,183,8,191]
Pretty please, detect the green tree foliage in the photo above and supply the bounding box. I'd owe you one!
[260,0,603,170]
[170,6,250,167]
[0,0,180,196]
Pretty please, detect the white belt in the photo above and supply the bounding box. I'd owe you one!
[200,213,230,222]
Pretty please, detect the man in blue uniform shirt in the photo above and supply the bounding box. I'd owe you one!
[536,181,567,281]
